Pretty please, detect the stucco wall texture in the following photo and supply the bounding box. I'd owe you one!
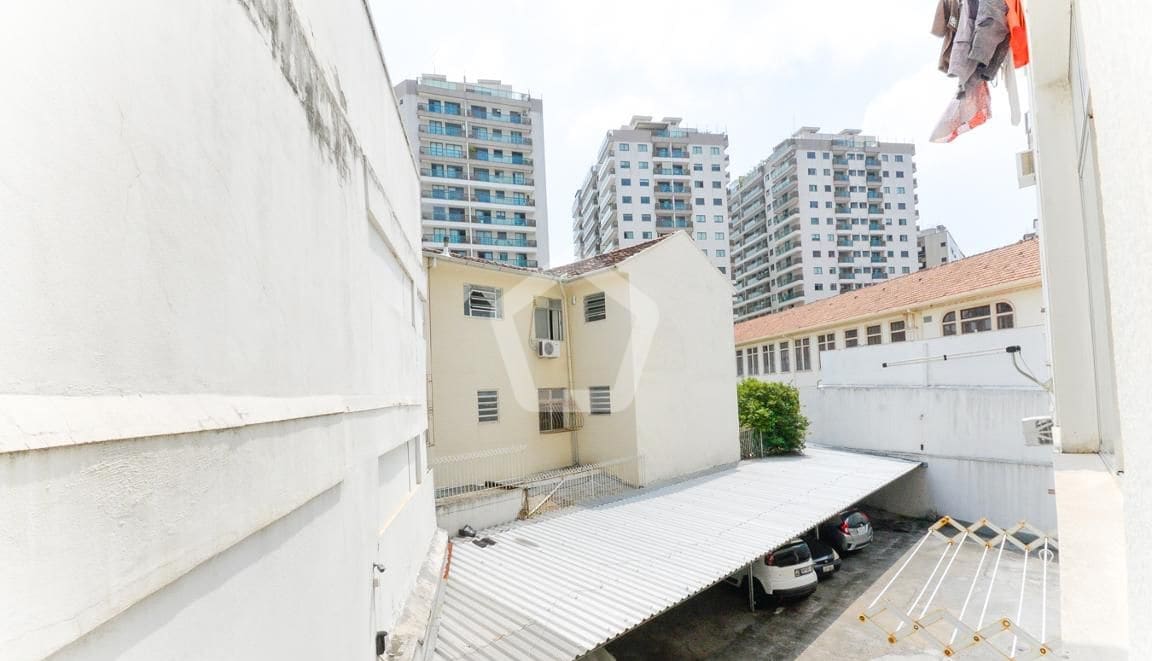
[0,2,436,659]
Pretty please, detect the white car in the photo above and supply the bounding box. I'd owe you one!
[725,539,818,607]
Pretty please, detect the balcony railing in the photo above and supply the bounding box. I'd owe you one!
[423,234,469,244]
[421,147,466,159]
[421,125,464,137]
[423,189,467,201]
[473,215,536,227]
[468,110,530,125]
[473,194,533,206]
[471,173,533,186]
[470,132,532,145]
[423,211,467,222]
[471,153,533,166]
[473,236,536,247]
[418,103,462,116]
[421,168,467,180]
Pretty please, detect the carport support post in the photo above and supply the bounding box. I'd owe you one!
[747,563,755,612]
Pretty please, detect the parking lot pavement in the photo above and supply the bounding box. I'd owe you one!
[606,513,928,660]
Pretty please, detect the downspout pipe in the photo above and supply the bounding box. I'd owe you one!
[559,279,579,466]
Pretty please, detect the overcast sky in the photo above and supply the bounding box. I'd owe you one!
[375,0,1037,267]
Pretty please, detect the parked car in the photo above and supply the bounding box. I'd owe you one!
[800,534,842,578]
[818,508,874,553]
[724,539,817,606]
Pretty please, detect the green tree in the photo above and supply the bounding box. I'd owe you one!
[737,379,808,454]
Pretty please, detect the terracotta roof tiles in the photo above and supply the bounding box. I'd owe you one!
[734,237,1041,344]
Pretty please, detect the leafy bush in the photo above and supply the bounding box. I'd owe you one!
[737,379,808,454]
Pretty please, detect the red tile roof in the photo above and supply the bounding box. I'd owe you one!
[543,233,675,279]
[734,238,1041,344]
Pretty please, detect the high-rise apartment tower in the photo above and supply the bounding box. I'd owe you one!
[728,128,919,322]
[573,116,731,272]
[395,75,549,268]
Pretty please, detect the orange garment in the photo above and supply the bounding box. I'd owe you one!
[1007,0,1029,67]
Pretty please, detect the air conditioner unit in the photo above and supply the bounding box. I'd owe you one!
[1021,415,1053,447]
[537,339,562,358]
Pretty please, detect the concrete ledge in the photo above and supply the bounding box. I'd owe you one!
[386,529,449,661]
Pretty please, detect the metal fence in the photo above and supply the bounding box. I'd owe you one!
[430,445,642,519]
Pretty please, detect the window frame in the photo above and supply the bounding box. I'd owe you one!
[464,284,502,318]
[477,389,499,423]
[584,292,607,322]
[844,329,859,348]
[866,325,882,345]
[533,297,564,340]
[589,386,611,415]
[890,320,907,343]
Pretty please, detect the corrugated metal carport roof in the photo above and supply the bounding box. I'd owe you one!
[433,447,920,660]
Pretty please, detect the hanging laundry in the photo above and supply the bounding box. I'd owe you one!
[930,80,992,143]
[948,0,1011,94]
[1006,0,1029,67]
[1002,58,1021,126]
[931,0,962,73]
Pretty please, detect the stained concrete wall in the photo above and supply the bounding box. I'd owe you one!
[0,2,436,659]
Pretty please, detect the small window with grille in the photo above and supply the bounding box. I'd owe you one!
[584,292,607,322]
[589,386,611,415]
[477,390,498,423]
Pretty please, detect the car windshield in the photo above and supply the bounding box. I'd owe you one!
[844,512,869,527]
[770,543,812,567]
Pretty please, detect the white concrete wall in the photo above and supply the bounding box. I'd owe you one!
[791,328,1056,530]
[1026,0,1152,654]
[0,2,436,659]
[622,235,741,483]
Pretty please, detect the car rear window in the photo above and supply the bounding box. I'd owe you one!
[844,512,869,527]
[771,543,812,567]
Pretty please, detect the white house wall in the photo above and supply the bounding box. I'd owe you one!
[0,2,435,659]
[623,236,741,483]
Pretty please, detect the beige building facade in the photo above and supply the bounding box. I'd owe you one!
[426,232,739,488]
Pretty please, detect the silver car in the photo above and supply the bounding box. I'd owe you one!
[818,508,873,552]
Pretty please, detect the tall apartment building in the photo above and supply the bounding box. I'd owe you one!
[395,75,549,268]
[728,128,920,322]
[572,116,731,273]
[917,224,965,269]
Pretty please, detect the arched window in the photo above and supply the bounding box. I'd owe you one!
[996,302,1015,329]
[942,311,957,336]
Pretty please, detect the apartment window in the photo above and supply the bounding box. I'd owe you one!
[807,168,817,175]
[620,160,630,168]
[696,197,706,205]
[895,171,905,178]
[810,201,819,208]
[623,231,634,239]
[622,195,633,203]
[693,164,703,171]
[811,233,821,241]
[477,390,499,422]
[584,292,607,322]
[902,266,911,273]
[711,181,722,189]
[696,214,706,223]
[779,341,791,372]
[639,179,650,186]
[589,386,611,415]
[996,302,1015,329]
[810,217,820,225]
[533,297,564,340]
[890,320,907,342]
[736,349,744,376]
[747,346,761,375]
[642,231,653,239]
[694,180,704,188]
[816,333,835,367]
[642,214,652,222]
[814,267,823,275]
[795,338,812,371]
[713,198,723,206]
[895,154,904,162]
[538,388,574,432]
[764,344,776,373]
[714,215,724,223]
[823,169,831,175]
[711,164,722,172]
[618,143,630,151]
[844,329,859,348]
[866,325,882,345]
[716,249,726,257]
[692,145,703,154]
[696,232,707,240]
[464,284,501,318]
[714,232,725,240]
[637,144,648,152]
[640,196,651,204]
[807,151,816,158]
[710,146,721,155]
[814,283,824,291]
[621,178,632,186]
[622,213,633,221]
[942,303,1013,336]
